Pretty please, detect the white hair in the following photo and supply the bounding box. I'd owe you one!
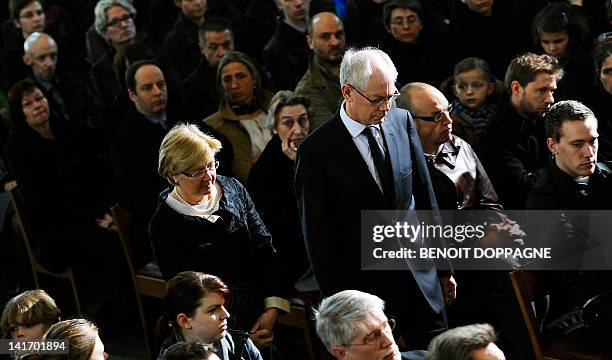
[339,47,398,91]
[94,0,137,35]
[23,32,56,53]
[314,290,386,351]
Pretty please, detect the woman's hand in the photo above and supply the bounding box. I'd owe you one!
[249,308,279,348]
[281,136,298,161]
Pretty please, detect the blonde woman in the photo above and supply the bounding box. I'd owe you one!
[149,124,288,349]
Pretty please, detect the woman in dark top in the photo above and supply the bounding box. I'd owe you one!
[248,91,316,293]
[532,2,595,103]
[5,79,116,272]
[149,124,287,349]
[158,272,262,360]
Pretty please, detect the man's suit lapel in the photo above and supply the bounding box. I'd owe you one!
[381,117,402,208]
[331,113,386,204]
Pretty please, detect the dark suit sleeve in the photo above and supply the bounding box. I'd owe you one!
[295,140,347,294]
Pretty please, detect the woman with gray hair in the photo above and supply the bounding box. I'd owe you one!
[204,51,274,185]
[149,124,287,349]
[248,90,317,292]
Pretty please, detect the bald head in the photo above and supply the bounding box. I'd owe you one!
[397,82,444,113]
[398,82,453,152]
[307,12,346,66]
[23,32,58,82]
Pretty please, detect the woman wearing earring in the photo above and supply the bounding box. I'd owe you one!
[150,124,287,349]
[158,272,262,360]
[203,51,274,185]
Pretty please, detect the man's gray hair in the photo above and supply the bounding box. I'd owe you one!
[339,47,398,91]
[94,0,136,35]
[425,323,498,360]
[314,290,385,351]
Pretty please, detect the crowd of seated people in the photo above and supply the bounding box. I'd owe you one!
[0,0,611,359]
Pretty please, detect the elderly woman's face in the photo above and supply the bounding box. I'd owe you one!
[276,104,309,149]
[600,54,612,96]
[221,62,255,105]
[175,158,218,199]
[21,88,50,129]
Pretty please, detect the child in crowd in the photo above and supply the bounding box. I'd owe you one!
[449,57,499,145]
[0,290,60,340]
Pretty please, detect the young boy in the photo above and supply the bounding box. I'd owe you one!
[0,290,60,340]
[450,57,498,144]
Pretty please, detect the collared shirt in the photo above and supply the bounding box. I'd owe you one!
[340,101,386,192]
[145,112,168,129]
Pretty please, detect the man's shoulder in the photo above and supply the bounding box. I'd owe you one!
[182,62,215,89]
[525,166,556,209]
[299,114,340,149]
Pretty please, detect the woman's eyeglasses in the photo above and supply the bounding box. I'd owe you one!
[181,161,219,179]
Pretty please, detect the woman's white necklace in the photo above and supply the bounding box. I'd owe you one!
[174,187,216,213]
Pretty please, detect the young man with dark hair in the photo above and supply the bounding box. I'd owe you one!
[478,53,563,209]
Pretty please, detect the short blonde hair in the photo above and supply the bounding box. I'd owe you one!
[158,124,222,185]
[0,290,60,332]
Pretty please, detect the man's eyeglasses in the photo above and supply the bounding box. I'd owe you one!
[413,103,454,122]
[390,16,419,26]
[181,161,219,179]
[106,13,134,29]
[348,85,400,107]
[346,318,396,347]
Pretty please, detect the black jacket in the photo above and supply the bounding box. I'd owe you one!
[248,135,310,291]
[477,98,549,209]
[149,176,277,288]
[527,160,612,210]
[163,13,201,87]
[262,18,310,91]
[180,59,219,122]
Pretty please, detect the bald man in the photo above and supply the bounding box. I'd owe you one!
[397,82,502,211]
[23,32,96,127]
[294,11,346,129]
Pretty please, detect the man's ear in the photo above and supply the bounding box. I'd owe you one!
[13,19,21,29]
[174,0,182,8]
[128,88,137,103]
[510,80,522,96]
[547,137,558,155]
[330,346,347,359]
[176,313,191,330]
[23,54,31,66]
[341,84,352,102]
[274,0,283,10]
[306,34,314,50]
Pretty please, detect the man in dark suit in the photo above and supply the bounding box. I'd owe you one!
[111,60,171,267]
[295,47,455,348]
